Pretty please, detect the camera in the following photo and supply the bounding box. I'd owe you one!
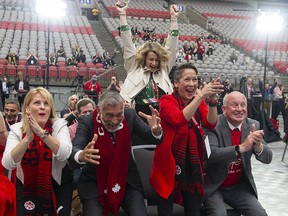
[77,74,84,84]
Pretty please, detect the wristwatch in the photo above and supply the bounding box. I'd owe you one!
[235,145,241,156]
[40,130,50,140]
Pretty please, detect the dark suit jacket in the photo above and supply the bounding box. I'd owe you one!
[71,108,163,200]
[0,80,12,95]
[204,114,272,201]
[13,79,30,95]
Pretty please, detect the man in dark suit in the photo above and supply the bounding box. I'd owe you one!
[71,91,163,216]
[204,91,272,216]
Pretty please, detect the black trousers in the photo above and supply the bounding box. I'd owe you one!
[272,99,288,134]
[157,189,202,216]
[81,185,147,216]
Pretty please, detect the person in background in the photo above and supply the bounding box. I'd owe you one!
[271,83,288,142]
[107,76,121,93]
[14,71,30,109]
[6,52,19,65]
[0,112,16,215]
[150,63,223,216]
[230,51,238,63]
[69,98,96,140]
[3,99,21,130]
[0,75,12,107]
[76,50,86,64]
[240,77,257,119]
[27,52,38,65]
[60,95,79,126]
[84,75,102,104]
[259,78,277,118]
[2,87,72,216]
[57,46,66,59]
[71,91,163,215]
[116,1,179,117]
[92,51,103,65]
[204,91,272,216]
[218,78,233,114]
[196,37,205,61]
[49,53,57,66]
[68,98,96,190]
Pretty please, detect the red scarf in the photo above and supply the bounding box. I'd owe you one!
[93,109,130,215]
[21,119,57,216]
[172,91,205,197]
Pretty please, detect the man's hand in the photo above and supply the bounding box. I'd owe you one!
[79,134,100,164]
[138,105,162,136]
[239,124,264,153]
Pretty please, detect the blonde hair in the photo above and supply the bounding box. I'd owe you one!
[135,42,169,70]
[21,87,58,132]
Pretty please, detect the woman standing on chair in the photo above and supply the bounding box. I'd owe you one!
[2,87,72,216]
[150,63,223,215]
[115,1,179,116]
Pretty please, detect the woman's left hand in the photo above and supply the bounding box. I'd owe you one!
[138,105,162,135]
[200,77,223,100]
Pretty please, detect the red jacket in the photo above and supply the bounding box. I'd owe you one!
[150,94,217,198]
[84,80,102,94]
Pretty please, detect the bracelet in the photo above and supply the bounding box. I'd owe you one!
[120,25,130,31]
[208,100,218,107]
[40,130,50,140]
[235,145,241,156]
[169,29,179,36]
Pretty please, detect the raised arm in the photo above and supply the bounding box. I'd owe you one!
[115,1,136,71]
[165,4,180,72]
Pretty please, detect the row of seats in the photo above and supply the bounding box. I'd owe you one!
[0,21,95,34]
[0,64,116,82]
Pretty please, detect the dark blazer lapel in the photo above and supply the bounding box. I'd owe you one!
[240,118,252,169]
[220,115,232,147]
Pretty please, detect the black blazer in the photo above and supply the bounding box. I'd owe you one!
[71,108,163,199]
[14,79,30,94]
[0,80,12,95]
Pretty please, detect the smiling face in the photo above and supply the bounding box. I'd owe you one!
[174,68,198,104]
[99,102,124,132]
[26,93,51,128]
[222,92,247,127]
[4,103,19,122]
[145,51,159,72]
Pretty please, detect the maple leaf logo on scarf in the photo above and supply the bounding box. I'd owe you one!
[112,183,121,193]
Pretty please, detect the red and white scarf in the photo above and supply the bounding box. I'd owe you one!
[93,109,131,215]
[21,119,57,215]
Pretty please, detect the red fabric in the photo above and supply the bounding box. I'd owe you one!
[21,119,57,215]
[0,146,16,216]
[93,109,130,215]
[84,80,102,94]
[150,93,217,199]
[270,118,278,130]
[221,129,243,187]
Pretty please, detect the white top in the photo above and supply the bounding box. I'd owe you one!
[2,118,72,185]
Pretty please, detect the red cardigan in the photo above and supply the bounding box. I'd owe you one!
[150,94,217,199]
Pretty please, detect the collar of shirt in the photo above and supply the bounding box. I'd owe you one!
[227,120,242,131]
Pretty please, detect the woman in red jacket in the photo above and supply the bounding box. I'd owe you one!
[150,63,223,215]
[0,112,16,216]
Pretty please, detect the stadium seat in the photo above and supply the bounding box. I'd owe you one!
[6,65,17,78]
[0,64,5,77]
[27,66,38,81]
[59,66,68,81]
